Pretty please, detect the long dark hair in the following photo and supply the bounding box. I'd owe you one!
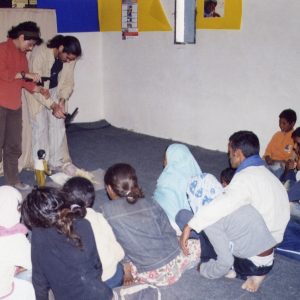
[21,187,86,248]
[62,176,95,208]
[104,163,144,204]
[47,35,82,56]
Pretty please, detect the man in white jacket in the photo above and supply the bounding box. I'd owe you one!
[25,35,82,170]
[180,131,290,292]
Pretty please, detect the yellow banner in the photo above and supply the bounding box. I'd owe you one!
[98,0,172,32]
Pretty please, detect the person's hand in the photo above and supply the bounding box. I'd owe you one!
[58,98,66,114]
[180,224,191,256]
[123,263,135,286]
[264,156,273,165]
[32,85,42,93]
[40,88,50,99]
[285,159,297,170]
[25,72,41,83]
[50,103,66,119]
[15,266,26,275]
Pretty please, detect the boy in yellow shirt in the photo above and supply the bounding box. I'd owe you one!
[264,109,297,177]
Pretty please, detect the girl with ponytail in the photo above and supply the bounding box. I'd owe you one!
[102,163,200,286]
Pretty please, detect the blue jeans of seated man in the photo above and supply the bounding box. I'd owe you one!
[104,262,124,289]
[280,169,297,184]
[176,209,217,262]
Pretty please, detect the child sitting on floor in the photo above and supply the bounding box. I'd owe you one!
[220,167,236,187]
[62,176,125,288]
[153,143,202,234]
[21,187,112,300]
[101,163,200,287]
[281,127,300,185]
[264,108,297,178]
[0,186,34,300]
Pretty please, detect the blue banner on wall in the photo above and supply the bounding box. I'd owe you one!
[38,0,100,33]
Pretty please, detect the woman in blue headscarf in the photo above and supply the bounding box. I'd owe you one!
[153,144,202,233]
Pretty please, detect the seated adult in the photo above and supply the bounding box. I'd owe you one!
[180,131,290,292]
[198,205,276,292]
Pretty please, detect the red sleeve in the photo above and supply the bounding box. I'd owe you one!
[21,81,37,93]
[0,43,16,81]
[19,51,37,92]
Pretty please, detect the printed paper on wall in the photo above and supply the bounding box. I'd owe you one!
[98,0,171,32]
[197,0,242,30]
[122,0,138,39]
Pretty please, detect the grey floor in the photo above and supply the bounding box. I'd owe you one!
[2,121,300,299]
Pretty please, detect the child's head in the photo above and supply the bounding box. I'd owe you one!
[0,186,22,228]
[279,109,297,132]
[164,143,200,176]
[104,163,144,204]
[37,149,46,160]
[205,0,218,14]
[220,167,235,187]
[292,127,300,155]
[21,187,85,247]
[62,176,95,208]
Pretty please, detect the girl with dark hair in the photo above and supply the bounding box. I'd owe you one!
[21,187,112,300]
[0,21,49,190]
[25,34,82,174]
[101,163,200,286]
[62,177,125,289]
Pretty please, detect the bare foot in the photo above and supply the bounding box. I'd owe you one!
[241,275,266,292]
[225,269,236,279]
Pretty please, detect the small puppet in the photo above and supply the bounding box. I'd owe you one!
[34,149,51,187]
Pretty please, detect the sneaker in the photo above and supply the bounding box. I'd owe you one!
[14,182,31,191]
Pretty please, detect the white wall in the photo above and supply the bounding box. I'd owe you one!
[70,0,300,153]
[68,32,105,122]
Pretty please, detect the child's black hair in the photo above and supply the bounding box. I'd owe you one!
[279,109,297,125]
[62,176,95,208]
[220,167,235,186]
[292,127,300,139]
[104,163,144,204]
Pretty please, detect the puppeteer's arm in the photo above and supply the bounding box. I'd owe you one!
[28,46,55,109]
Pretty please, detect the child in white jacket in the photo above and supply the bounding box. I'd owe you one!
[0,186,35,299]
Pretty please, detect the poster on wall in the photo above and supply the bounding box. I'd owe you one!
[0,0,37,8]
[204,0,224,18]
[122,0,138,40]
[197,0,242,30]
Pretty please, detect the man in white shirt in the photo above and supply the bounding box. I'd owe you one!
[180,131,290,292]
